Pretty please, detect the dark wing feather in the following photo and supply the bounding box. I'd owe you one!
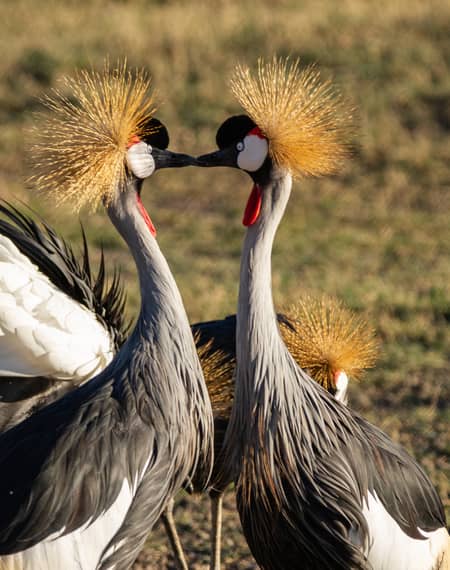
[0,369,145,553]
[0,376,77,431]
[356,415,446,536]
[191,314,237,356]
[98,434,173,570]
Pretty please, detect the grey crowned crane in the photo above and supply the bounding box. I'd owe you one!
[197,57,449,570]
[0,63,213,570]
[0,203,379,568]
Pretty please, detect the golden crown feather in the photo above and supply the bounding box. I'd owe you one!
[195,335,235,418]
[230,57,354,177]
[29,61,158,211]
[279,295,379,391]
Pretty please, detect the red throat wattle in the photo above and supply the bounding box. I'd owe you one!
[137,194,157,237]
[243,184,262,226]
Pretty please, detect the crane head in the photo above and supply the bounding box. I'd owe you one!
[29,61,195,212]
[197,114,270,175]
[197,57,353,179]
[197,114,270,174]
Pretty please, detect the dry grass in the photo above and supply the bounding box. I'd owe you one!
[0,0,449,567]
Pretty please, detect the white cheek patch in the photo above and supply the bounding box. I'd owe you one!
[126,142,155,179]
[334,370,349,404]
[237,135,268,172]
[335,370,349,391]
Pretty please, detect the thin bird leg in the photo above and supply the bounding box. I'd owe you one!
[160,497,189,570]
[209,492,224,570]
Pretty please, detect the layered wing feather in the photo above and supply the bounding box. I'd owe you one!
[0,203,131,430]
[0,203,131,386]
[0,371,146,569]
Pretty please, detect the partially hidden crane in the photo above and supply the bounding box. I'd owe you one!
[0,62,213,570]
[197,57,449,570]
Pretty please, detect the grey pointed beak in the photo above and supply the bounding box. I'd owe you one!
[196,146,238,168]
[152,148,197,170]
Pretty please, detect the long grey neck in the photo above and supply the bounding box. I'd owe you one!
[107,181,190,341]
[106,180,212,492]
[236,169,293,391]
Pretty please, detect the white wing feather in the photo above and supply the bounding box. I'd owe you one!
[363,491,448,570]
[0,235,114,382]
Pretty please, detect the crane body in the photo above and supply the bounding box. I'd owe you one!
[197,57,448,569]
[0,177,212,570]
[231,170,447,570]
[0,64,213,570]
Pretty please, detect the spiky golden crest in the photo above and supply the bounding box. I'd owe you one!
[29,61,157,211]
[230,57,354,177]
[280,295,379,391]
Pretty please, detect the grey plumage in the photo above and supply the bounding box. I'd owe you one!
[0,128,213,568]
[232,167,445,569]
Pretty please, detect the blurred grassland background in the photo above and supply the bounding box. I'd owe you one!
[0,0,449,567]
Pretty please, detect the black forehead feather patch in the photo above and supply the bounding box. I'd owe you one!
[216,115,256,149]
[141,117,170,150]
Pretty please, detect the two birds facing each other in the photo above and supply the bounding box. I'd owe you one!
[0,203,377,570]
[0,58,448,570]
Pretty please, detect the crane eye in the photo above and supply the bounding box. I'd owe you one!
[236,141,244,152]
